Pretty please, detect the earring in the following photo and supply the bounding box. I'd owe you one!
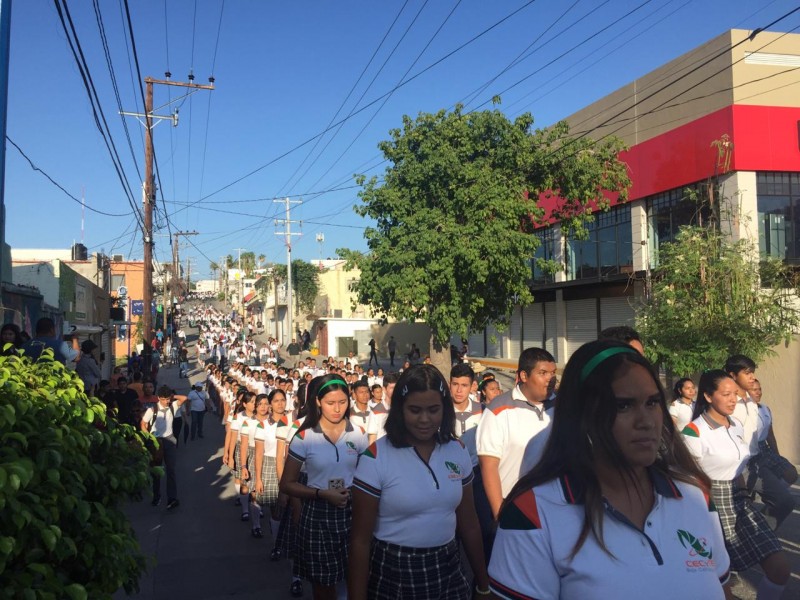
[586,434,594,451]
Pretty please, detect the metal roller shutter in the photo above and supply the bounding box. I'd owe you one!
[600,297,636,330]
[522,304,543,349]
[507,308,522,359]
[543,302,558,362]
[565,299,598,362]
[467,330,484,357]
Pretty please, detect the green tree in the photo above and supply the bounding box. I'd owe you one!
[225,252,258,277]
[0,352,151,598]
[637,223,800,376]
[337,105,629,373]
[273,260,321,313]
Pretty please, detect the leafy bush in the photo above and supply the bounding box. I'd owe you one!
[0,350,151,599]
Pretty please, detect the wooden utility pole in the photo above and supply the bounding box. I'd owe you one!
[122,76,213,371]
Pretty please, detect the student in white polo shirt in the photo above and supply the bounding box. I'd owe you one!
[476,348,556,527]
[668,377,696,430]
[682,370,789,600]
[280,375,368,600]
[349,364,489,599]
[349,380,371,431]
[490,340,731,600]
[366,371,400,444]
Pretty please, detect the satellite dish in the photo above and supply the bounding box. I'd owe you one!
[118,285,128,297]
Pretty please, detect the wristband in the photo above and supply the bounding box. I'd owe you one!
[475,586,491,596]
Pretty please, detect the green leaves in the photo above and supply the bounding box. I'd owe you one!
[0,355,151,598]
[340,104,629,350]
[637,218,800,375]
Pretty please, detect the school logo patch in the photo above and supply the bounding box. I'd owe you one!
[362,442,378,459]
[345,441,358,454]
[677,529,716,571]
[445,461,462,479]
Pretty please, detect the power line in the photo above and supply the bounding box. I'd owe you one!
[302,0,461,195]
[92,0,142,182]
[274,0,412,200]
[6,136,133,217]
[193,0,540,204]
[53,0,143,229]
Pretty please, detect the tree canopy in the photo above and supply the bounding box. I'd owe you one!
[271,260,321,314]
[338,105,629,361]
[637,221,800,375]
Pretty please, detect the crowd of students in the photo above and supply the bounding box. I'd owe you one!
[189,302,796,600]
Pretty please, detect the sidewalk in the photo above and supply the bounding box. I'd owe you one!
[116,341,298,600]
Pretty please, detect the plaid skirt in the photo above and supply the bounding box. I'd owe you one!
[711,479,783,571]
[756,442,794,479]
[255,455,279,510]
[276,472,307,554]
[233,441,244,480]
[297,495,352,585]
[368,538,469,600]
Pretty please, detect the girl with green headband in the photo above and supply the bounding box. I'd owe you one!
[279,374,368,600]
[489,340,732,599]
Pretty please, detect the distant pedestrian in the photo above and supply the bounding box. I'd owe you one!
[367,338,378,367]
[188,383,208,440]
[387,336,397,367]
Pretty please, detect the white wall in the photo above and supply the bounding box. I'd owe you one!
[11,262,60,306]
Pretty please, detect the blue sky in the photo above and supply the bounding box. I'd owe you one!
[5,0,800,278]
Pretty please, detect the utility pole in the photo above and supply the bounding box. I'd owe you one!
[274,198,302,345]
[121,75,213,372]
[0,0,11,287]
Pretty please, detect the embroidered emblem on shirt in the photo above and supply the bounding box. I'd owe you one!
[362,442,378,459]
[677,529,716,570]
[445,461,463,479]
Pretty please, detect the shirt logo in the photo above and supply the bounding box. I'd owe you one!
[345,441,358,454]
[445,461,463,480]
[677,529,715,570]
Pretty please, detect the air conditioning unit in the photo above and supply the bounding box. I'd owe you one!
[112,254,124,262]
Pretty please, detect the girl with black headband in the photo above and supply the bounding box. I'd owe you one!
[280,374,368,600]
[489,340,731,599]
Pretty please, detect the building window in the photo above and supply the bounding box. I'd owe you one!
[111,274,126,291]
[757,172,800,261]
[531,227,556,285]
[565,204,632,281]
[646,184,709,267]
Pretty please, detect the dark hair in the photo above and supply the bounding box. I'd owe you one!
[255,393,269,406]
[35,317,56,336]
[295,382,309,419]
[599,325,642,345]
[157,385,173,398]
[267,388,286,404]
[382,371,401,386]
[384,364,456,447]
[692,370,734,421]
[371,383,383,392]
[507,339,709,558]
[724,354,756,375]
[450,363,475,382]
[0,323,22,347]
[298,374,350,433]
[352,380,369,392]
[672,378,694,400]
[518,347,555,376]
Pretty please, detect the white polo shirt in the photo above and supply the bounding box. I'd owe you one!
[476,386,554,497]
[353,437,474,548]
[454,400,483,468]
[349,401,371,432]
[489,471,729,600]
[366,401,390,440]
[732,396,759,456]
[287,421,368,490]
[681,414,750,481]
[668,400,695,431]
[254,418,279,457]
[142,401,181,438]
[238,415,261,448]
